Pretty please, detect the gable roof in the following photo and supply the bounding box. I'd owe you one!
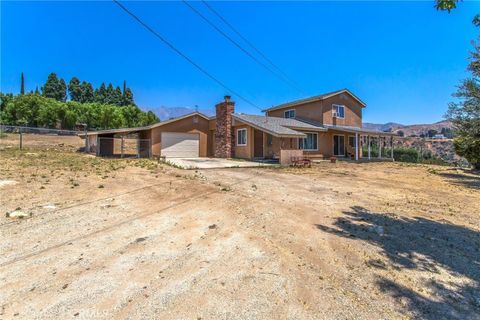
[232,113,326,138]
[262,89,366,113]
[81,112,210,136]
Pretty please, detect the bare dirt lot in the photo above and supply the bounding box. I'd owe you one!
[1,136,479,320]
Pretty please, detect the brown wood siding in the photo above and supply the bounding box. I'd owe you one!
[266,92,363,128]
[267,100,324,123]
[322,95,362,127]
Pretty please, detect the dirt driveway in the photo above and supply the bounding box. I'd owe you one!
[1,148,479,319]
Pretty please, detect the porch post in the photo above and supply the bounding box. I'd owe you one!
[355,132,359,161]
[368,135,371,160]
[378,136,382,158]
[391,136,394,160]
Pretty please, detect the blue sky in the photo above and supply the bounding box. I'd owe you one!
[1,1,478,124]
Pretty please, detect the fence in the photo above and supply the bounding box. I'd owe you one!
[97,137,151,158]
[0,125,84,152]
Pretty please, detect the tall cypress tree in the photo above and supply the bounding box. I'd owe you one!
[20,72,25,95]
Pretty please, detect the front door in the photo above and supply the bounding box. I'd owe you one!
[254,129,264,158]
[333,135,345,156]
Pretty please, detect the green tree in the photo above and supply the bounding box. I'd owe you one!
[446,17,480,169]
[42,73,67,102]
[121,80,135,106]
[94,83,107,104]
[68,77,82,102]
[80,81,94,103]
[435,0,459,12]
[34,86,40,95]
[20,72,25,95]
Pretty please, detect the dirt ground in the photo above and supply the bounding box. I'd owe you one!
[1,136,479,320]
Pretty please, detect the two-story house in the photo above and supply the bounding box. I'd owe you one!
[82,89,396,164]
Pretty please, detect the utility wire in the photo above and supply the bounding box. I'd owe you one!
[113,0,262,110]
[182,0,305,95]
[201,0,302,92]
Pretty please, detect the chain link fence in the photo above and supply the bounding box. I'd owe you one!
[0,125,85,152]
[97,137,151,158]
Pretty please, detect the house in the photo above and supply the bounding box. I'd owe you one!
[80,89,396,164]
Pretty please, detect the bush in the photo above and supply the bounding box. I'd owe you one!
[0,93,160,130]
[393,148,419,163]
[453,135,480,169]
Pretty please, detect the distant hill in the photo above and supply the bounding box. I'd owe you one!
[363,120,453,137]
[148,106,215,121]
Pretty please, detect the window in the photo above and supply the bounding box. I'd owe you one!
[267,134,273,146]
[299,133,318,150]
[333,104,345,118]
[237,128,247,146]
[284,109,295,119]
[348,136,356,148]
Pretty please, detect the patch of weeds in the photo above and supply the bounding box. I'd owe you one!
[98,184,104,188]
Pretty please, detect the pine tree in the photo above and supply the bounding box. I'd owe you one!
[42,73,67,101]
[80,82,94,103]
[94,83,107,104]
[114,86,123,106]
[34,86,40,95]
[121,80,135,106]
[68,77,82,102]
[20,72,25,95]
[447,15,480,169]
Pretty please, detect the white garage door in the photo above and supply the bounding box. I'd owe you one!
[161,132,199,158]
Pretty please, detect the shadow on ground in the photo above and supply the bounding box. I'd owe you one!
[437,169,480,190]
[316,206,480,320]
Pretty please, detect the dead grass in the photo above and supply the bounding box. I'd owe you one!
[0,142,479,319]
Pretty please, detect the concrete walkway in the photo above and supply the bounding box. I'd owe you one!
[165,157,276,169]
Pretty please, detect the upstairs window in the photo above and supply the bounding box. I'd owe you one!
[237,128,247,146]
[299,133,318,151]
[332,104,345,118]
[284,109,295,119]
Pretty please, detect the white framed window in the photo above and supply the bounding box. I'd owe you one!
[284,109,295,119]
[332,104,345,118]
[299,132,318,151]
[237,128,247,146]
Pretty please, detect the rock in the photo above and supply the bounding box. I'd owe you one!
[6,210,31,219]
[43,204,56,209]
[0,180,17,188]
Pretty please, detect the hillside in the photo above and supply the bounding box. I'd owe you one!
[363,120,453,137]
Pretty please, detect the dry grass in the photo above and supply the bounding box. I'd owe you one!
[0,139,479,319]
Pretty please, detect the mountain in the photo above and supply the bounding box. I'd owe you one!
[362,122,404,132]
[147,106,215,121]
[363,120,453,137]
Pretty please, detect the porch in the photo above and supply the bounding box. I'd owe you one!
[242,127,397,165]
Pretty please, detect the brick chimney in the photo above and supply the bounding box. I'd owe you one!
[214,95,235,158]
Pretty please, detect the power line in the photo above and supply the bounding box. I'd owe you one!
[201,0,302,92]
[182,0,305,95]
[112,0,262,111]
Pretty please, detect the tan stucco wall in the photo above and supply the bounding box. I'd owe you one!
[142,115,210,157]
[233,124,254,159]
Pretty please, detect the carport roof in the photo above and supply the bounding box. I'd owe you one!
[232,113,326,137]
[79,112,211,137]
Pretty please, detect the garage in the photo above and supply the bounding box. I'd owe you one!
[161,132,200,158]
